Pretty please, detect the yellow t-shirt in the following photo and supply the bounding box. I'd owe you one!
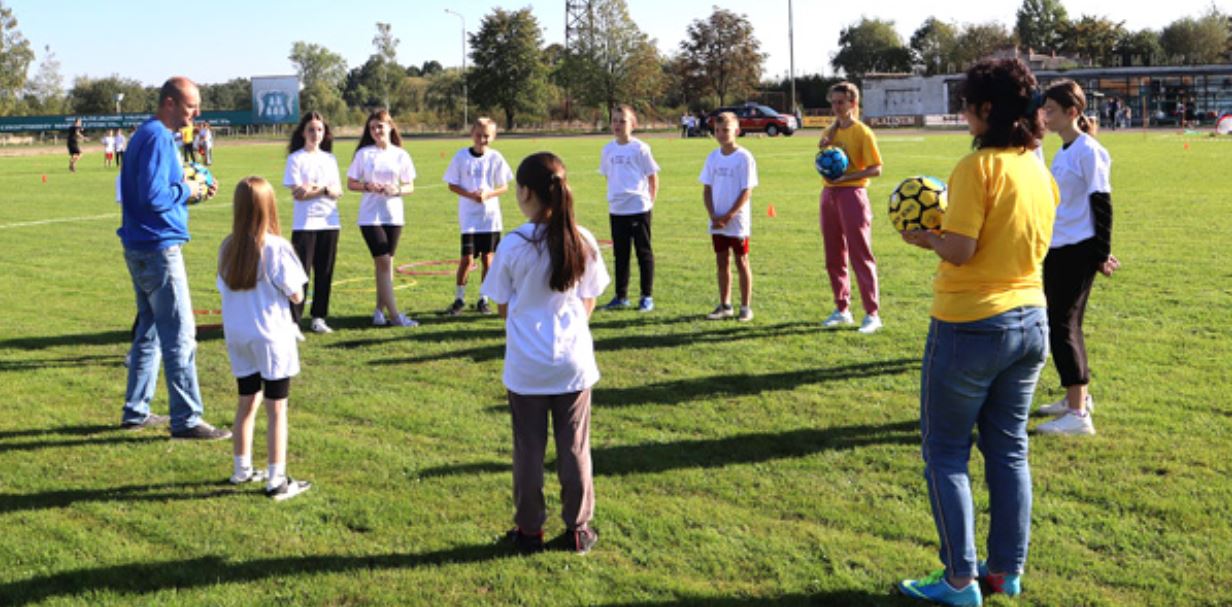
[931,147,1058,323]
[823,120,882,188]
[180,125,194,144]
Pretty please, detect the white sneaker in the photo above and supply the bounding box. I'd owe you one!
[229,468,267,485]
[1037,394,1095,417]
[1036,410,1096,435]
[392,313,419,328]
[372,309,388,326]
[310,318,333,334]
[737,306,754,322]
[823,309,854,328]
[265,477,312,501]
[858,314,883,334]
[706,304,734,320]
[293,326,306,342]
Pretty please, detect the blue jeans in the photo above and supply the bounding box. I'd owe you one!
[919,307,1048,578]
[122,245,205,432]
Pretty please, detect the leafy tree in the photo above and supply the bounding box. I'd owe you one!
[419,60,443,77]
[1059,15,1125,66]
[67,75,150,115]
[200,78,252,111]
[289,41,348,121]
[24,44,65,114]
[1160,9,1230,65]
[1115,29,1163,66]
[0,1,34,115]
[1015,0,1069,53]
[560,0,664,118]
[831,18,912,80]
[677,8,765,106]
[425,68,466,125]
[468,8,549,129]
[910,17,959,76]
[951,22,1015,70]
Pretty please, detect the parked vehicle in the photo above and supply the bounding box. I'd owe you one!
[705,103,797,137]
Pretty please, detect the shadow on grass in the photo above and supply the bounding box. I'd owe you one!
[0,480,249,515]
[0,327,223,351]
[0,433,163,455]
[595,358,919,408]
[0,424,118,440]
[0,354,121,372]
[326,313,505,350]
[373,321,822,366]
[418,418,918,479]
[0,543,512,606]
[600,590,910,606]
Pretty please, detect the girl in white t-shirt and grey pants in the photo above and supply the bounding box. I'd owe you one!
[481,152,610,555]
[1037,80,1120,436]
[284,112,343,334]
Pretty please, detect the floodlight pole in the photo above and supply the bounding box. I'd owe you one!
[445,9,468,130]
[115,92,124,115]
[788,0,796,117]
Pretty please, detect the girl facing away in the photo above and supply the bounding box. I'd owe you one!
[217,177,312,501]
[480,152,610,555]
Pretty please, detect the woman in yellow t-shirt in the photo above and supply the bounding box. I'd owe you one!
[897,59,1056,606]
[817,82,884,333]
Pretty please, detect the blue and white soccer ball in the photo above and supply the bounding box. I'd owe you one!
[183,161,215,204]
[814,147,848,180]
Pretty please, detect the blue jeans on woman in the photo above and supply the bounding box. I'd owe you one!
[919,306,1048,578]
[122,245,205,433]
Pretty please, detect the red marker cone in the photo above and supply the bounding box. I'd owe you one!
[767,203,777,218]
[439,151,446,159]
[41,174,47,183]
[1184,143,1190,150]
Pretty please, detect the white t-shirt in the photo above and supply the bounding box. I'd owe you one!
[1050,133,1112,248]
[103,136,115,153]
[599,137,660,215]
[699,147,759,238]
[480,223,610,395]
[115,133,126,151]
[347,145,416,226]
[283,148,343,231]
[199,129,213,149]
[217,235,308,380]
[443,147,513,233]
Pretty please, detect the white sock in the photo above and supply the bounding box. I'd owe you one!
[455,285,466,300]
[234,455,252,477]
[267,462,286,487]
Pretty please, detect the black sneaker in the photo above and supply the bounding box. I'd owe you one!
[265,477,312,501]
[476,298,492,314]
[505,528,544,554]
[121,414,170,430]
[170,422,232,441]
[447,298,465,316]
[563,527,598,555]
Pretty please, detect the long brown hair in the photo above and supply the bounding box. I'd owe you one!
[354,109,402,157]
[515,152,593,292]
[825,81,861,141]
[958,59,1045,150]
[1044,79,1098,137]
[289,111,334,153]
[218,177,282,291]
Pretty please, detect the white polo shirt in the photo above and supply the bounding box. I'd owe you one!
[1049,133,1111,248]
[347,145,416,226]
[699,146,758,238]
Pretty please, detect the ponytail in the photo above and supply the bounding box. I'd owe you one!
[1045,79,1098,137]
[515,153,593,292]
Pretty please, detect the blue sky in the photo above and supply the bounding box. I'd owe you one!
[9,0,1228,87]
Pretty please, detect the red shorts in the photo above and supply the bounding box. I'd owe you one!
[711,234,750,255]
[105,152,114,160]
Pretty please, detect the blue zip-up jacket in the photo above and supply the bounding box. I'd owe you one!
[118,118,192,251]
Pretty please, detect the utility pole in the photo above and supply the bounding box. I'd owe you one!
[788,0,796,118]
[444,9,468,129]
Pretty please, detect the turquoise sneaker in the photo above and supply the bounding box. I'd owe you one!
[977,561,1022,597]
[898,569,983,606]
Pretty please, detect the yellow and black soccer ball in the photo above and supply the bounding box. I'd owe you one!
[888,175,947,232]
[183,161,216,204]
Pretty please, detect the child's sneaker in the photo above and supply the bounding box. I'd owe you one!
[858,314,883,334]
[566,527,599,555]
[738,306,754,322]
[977,561,1021,597]
[706,303,734,320]
[229,468,267,485]
[293,326,306,342]
[476,298,492,314]
[447,298,465,316]
[822,309,854,328]
[898,570,983,606]
[265,477,312,501]
[392,313,419,328]
[1037,393,1094,417]
[1036,409,1095,435]
[505,528,544,554]
[602,297,631,311]
[310,318,333,334]
[372,309,388,326]
[638,296,654,312]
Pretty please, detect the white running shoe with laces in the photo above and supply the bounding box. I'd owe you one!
[858,314,883,334]
[1037,394,1095,417]
[1036,410,1096,435]
[823,309,854,328]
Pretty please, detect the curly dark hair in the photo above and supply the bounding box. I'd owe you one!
[958,59,1044,150]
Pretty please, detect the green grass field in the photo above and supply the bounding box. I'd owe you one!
[1,128,1229,606]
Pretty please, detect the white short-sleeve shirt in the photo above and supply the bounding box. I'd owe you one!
[347,145,416,226]
[699,147,759,238]
[1050,133,1112,248]
[443,147,513,233]
[103,136,115,153]
[480,223,610,395]
[217,234,309,380]
[599,137,660,215]
[115,133,126,151]
[284,148,343,231]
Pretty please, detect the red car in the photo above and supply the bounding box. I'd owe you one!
[706,103,798,137]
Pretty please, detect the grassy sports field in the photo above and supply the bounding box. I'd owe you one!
[0,128,1229,606]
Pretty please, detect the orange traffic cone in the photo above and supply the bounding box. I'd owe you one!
[41,174,47,183]
[767,203,777,218]
[1184,143,1190,150]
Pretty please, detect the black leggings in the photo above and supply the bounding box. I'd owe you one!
[291,229,340,322]
[237,373,291,400]
[609,211,654,299]
[1043,238,1099,387]
[360,225,402,258]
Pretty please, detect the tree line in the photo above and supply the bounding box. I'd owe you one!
[2,0,1230,130]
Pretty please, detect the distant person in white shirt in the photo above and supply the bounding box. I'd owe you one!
[102,130,116,168]
[599,105,660,312]
[217,176,312,501]
[443,117,513,316]
[481,151,609,556]
[700,112,758,322]
[197,122,214,166]
[114,129,127,168]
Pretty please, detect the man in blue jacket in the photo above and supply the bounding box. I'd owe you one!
[118,76,230,440]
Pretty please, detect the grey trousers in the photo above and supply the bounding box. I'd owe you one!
[508,389,594,533]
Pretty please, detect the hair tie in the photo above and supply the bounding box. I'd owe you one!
[1026,89,1044,115]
